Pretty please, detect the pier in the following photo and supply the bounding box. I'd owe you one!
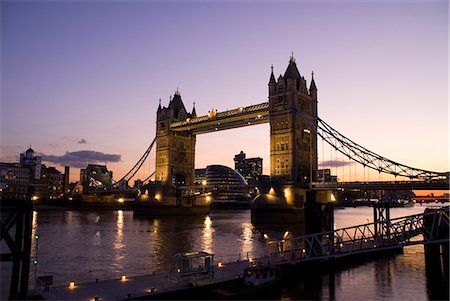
[38,255,252,300]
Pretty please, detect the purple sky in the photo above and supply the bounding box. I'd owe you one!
[1,0,448,183]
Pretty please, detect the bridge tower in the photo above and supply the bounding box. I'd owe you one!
[268,55,318,188]
[155,90,196,186]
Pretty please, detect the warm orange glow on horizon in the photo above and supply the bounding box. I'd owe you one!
[413,190,449,197]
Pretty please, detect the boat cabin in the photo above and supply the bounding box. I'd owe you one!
[172,251,214,277]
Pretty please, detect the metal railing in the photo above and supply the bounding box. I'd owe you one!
[268,207,449,265]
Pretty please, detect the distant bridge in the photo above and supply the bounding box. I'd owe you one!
[311,180,449,190]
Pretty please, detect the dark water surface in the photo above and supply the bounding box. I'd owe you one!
[29,205,448,300]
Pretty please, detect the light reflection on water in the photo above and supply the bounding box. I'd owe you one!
[202,216,214,254]
[240,222,254,257]
[113,210,125,271]
[29,205,448,300]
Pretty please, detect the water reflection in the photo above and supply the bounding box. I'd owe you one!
[28,205,447,299]
[202,216,213,254]
[375,259,393,298]
[65,211,73,224]
[31,211,38,254]
[112,210,125,272]
[240,222,253,257]
[114,210,124,251]
[152,219,160,234]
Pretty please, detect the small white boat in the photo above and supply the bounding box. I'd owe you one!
[212,263,280,298]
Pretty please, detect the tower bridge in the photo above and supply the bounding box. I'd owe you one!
[151,55,448,197]
[99,55,448,199]
[155,55,319,190]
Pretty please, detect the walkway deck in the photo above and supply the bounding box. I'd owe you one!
[41,259,256,301]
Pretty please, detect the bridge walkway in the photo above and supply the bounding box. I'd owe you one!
[268,206,449,266]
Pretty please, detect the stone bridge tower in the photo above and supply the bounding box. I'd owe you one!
[155,90,196,186]
[269,55,318,188]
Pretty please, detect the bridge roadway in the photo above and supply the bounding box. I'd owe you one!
[170,102,269,134]
[311,180,450,190]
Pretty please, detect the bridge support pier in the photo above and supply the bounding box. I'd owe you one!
[0,199,33,300]
[373,203,391,239]
[422,206,449,300]
[424,242,449,300]
[305,191,334,235]
[304,191,334,256]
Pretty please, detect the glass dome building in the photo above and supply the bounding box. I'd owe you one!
[205,165,248,187]
[204,165,251,208]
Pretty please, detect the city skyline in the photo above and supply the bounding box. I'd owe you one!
[2,0,448,184]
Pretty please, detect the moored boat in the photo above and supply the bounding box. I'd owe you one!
[212,263,280,299]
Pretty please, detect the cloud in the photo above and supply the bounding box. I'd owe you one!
[319,160,354,168]
[78,139,87,144]
[42,150,121,168]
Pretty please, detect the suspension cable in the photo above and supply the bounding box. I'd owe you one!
[118,137,157,183]
[297,110,448,181]
[143,171,156,184]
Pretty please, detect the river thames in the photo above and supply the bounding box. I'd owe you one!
[28,204,448,300]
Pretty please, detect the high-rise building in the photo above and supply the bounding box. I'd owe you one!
[234,151,263,184]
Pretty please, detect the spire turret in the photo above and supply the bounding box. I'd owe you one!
[309,71,317,91]
[168,88,188,120]
[191,101,197,118]
[284,54,301,79]
[269,64,276,84]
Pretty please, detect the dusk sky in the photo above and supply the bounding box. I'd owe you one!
[1,0,448,183]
